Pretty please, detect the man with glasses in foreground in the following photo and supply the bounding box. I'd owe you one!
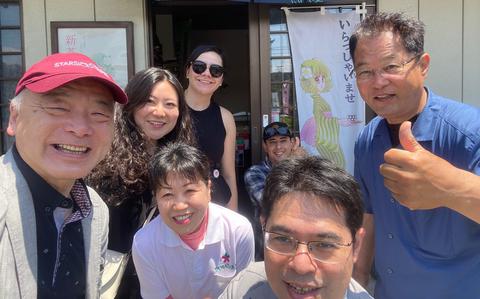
[220,156,372,299]
[351,13,480,299]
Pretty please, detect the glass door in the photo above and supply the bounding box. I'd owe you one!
[269,8,298,133]
[0,1,23,154]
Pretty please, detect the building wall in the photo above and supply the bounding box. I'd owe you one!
[22,1,479,108]
[379,0,480,107]
[22,0,148,71]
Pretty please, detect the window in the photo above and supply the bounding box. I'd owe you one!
[267,4,375,135]
[0,1,23,154]
[269,8,298,132]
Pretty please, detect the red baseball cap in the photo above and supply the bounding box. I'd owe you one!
[15,52,128,104]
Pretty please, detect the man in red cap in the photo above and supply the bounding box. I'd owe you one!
[0,52,127,299]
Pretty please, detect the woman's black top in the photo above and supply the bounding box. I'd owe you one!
[189,102,231,205]
[108,190,151,253]
[107,190,152,299]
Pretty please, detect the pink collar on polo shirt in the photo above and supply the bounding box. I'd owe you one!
[179,209,209,250]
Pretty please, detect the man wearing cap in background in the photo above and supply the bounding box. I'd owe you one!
[0,53,127,298]
[244,122,305,260]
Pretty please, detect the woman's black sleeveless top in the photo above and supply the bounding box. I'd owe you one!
[189,102,231,205]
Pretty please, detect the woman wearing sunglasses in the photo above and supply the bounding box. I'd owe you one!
[184,45,238,211]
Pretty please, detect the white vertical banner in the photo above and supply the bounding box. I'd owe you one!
[284,9,364,174]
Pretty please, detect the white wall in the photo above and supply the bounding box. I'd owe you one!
[463,0,480,107]
[22,0,480,108]
[378,0,480,108]
[22,0,148,72]
[421,0,463,101]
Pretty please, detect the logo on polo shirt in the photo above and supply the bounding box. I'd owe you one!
[214,251,235,272]
[221,252,230,263]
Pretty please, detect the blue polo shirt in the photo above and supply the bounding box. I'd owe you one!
[354,88,480,299]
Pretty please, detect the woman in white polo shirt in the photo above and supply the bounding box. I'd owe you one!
[132,142,254,299]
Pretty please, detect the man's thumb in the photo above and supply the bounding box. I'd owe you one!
[399,121,422,152]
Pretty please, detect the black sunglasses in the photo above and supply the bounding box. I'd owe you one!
[263,125,292,141]
[191,60,224,78]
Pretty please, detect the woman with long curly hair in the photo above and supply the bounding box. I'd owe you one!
[87,67,194,298]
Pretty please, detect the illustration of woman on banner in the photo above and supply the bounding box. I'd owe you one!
[299,58,346,168]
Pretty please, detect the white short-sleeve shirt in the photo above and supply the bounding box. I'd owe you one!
[132,202,255,299]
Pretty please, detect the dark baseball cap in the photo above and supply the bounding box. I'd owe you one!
[15,52,128,104]
[263,122,293,141]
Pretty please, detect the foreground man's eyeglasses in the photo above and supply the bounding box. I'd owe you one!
[264,231,353,264]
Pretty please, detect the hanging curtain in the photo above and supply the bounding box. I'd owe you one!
[284,9,364,174]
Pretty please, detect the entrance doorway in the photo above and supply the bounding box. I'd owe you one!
[149,2,253,216]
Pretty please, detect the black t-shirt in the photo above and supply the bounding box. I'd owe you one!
[107,189,152,253]
[387,115,418,148]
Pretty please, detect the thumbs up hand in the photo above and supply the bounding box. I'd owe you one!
[380,121,462,210]
[396,121,422,152]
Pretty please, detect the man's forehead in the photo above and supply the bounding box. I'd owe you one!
[268,192,349,236]
[274,192,343,216]
[266,135,290,142]
[357,31,402,50]
[355,33,407,65]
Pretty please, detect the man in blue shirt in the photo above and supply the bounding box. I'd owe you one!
[350,12,480,299]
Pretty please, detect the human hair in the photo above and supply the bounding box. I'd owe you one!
[183,44,226,87]
[149,142,210,194]
[87,67,195,205]
[261,156,364,238]
[349,12,425,63]
[185,44,226,70]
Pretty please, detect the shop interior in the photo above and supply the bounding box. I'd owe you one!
[149,2,254,215]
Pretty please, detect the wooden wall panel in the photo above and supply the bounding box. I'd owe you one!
[379,0,418,18]
[95,0,148,71]
[23,1,48,67]
[22,0,147,71]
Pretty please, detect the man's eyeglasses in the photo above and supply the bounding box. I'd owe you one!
[263,125,292,141]
[354,52,423,82]
[264,231,353,264]
[191,60,224,78]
